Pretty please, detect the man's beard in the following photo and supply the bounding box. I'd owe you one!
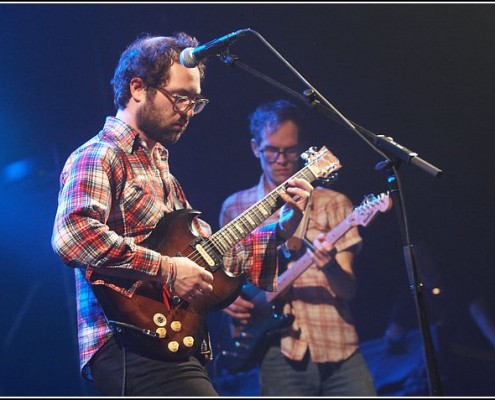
[136,102,185,146]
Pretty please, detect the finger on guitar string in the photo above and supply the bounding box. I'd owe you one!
[198,270,214,294]
[285,178,313,210]
[223,307,252,321]
[306,235,335,268]
[307,248,330,269]
[201,270,214,284]
[223,296,254,320]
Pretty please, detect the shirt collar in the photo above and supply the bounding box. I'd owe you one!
[101,116,145,154]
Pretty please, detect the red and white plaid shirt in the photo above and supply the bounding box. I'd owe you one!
[52,117,281,380]
[219,175,362,363]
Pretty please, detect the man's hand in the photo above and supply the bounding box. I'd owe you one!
[277,178,313,240]
[223,295,254,325]
[161,257,214,302]
[307,231,335,268]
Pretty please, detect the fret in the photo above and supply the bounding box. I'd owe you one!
[208,147,340,259]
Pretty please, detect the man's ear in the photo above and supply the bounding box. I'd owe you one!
[129,77,146,103]
[251,138,261,158]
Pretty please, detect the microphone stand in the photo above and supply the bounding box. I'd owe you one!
[218,28,444,396]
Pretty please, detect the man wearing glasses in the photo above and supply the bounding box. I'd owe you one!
[217,99,376,396]
[51,34,312,396]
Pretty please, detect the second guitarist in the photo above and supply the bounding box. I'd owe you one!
[217,100,377,396]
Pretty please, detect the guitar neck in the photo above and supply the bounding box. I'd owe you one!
[264,211,354,303]
[210,165,318,256]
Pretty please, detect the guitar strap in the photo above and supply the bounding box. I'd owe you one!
[287,191,313,250]
[279,191,314,272]
[167,176,187,211]
[152,146,185,212]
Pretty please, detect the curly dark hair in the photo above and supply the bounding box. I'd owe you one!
[249,99,306,144]
[111,32,206,110]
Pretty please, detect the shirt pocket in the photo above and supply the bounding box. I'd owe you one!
[122,175,165,237]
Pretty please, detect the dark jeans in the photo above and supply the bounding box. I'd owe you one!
[260,345,377,396]
[90,335,218,396]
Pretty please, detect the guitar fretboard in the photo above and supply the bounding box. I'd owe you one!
[211,167,317,255]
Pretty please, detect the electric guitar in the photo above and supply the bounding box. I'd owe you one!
[90,146,341,361]
[219,192,392,373]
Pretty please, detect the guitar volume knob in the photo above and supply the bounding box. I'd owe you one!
[183,336,194,348]
[155,327,167,338]
[168,341,179,352]
[153,313,167,327]
[170,321,182,332]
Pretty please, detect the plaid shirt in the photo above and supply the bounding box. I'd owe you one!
[219,175,362,363]
[52,117,281,381]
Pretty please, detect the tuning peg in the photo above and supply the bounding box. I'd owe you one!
[316,172,338,187]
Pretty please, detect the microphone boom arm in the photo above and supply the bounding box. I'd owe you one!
[219,30,442,178]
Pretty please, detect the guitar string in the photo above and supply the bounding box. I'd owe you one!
[183,166,316,265]
[170,192,388,298]
[165,153,337,310]
[165,194,389,333]
[187,157,339,264]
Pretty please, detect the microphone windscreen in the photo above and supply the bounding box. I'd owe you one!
[179,48,197,68]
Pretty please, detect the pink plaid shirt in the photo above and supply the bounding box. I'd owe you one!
[220,175,362,362]
[52,117,281,380]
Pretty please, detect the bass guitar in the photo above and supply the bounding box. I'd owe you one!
[90,146,341,361]
[219,192,393,373]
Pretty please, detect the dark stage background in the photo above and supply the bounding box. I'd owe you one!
[1,3,494,396]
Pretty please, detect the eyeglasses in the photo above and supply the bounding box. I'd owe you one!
[153,86,209,115]
[259,145,300,162]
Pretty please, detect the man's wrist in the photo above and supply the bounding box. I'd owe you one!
[321,258,339,272]
[165,257,177,292]
[159,256,176,287]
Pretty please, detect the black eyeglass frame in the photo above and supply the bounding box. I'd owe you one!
[258,145,301,162]
[153,86,209,114]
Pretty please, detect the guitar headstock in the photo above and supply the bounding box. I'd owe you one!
[352,192,393,227]
[303,146,342,180]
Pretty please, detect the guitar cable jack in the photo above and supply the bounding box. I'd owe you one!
[108,320,159,338]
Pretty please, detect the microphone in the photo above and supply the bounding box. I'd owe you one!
[180,29,249,68]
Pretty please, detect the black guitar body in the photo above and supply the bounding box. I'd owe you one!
[219,282,294,374]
